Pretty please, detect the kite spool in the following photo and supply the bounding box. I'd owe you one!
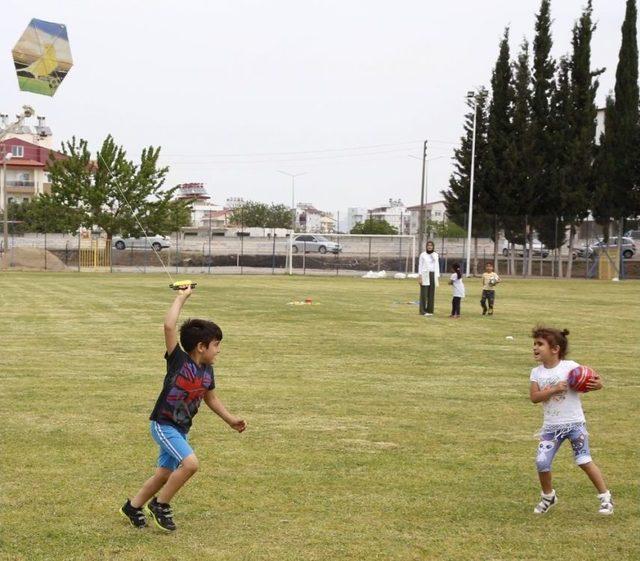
[169,280,197,291]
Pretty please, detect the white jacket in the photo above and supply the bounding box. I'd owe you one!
[418,251,440,286]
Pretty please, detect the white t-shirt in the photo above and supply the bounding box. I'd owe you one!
[450,273,465,298]
[529,360,585,427]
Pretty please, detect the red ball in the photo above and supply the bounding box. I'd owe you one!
[567,365,597,392]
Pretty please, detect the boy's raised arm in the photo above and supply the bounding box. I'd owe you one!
[164,286,192,354]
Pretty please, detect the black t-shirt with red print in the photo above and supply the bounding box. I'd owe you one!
[149,345,215,433]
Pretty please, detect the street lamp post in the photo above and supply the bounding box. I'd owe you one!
[1,106,36,270]
[2,152,14,270]
[277,170,306,275]
[465,91,478,277]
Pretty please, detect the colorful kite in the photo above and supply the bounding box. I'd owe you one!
[12,18,72,96]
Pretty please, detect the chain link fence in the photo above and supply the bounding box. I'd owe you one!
[1,214,638,279]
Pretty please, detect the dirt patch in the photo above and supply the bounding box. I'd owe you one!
[5,247,66,271]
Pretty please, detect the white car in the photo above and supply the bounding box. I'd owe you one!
[112,235,171,251]
[501,239,549,258]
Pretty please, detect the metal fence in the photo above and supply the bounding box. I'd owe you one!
[1,217,638,279]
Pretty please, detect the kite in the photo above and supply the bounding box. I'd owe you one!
[12,18,72,96]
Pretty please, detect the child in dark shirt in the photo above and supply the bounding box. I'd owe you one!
[120,286,246,532]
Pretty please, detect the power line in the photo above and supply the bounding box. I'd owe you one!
[162,138,457,159]
[164,147,454,166]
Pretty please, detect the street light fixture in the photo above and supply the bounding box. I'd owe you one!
[277,170,306,275]
[465,91,478,277]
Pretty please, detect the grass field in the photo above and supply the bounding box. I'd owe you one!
[0,272,638,561]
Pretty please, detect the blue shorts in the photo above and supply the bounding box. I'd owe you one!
[535,424,592,473]
[150,421,194,471]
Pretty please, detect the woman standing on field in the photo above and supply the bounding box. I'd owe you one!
[417,240,440,316]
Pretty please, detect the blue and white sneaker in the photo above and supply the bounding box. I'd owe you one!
[534,490,557,514]
[598,491,613,515]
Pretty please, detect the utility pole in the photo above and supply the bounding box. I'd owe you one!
[418,140,428,253]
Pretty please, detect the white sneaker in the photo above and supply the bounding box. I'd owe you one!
[598,491,613,515]
[534,490,558,514]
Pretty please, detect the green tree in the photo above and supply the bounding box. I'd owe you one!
[350,218,398,235]
[227,201,293,228]
[538,56,571,257]
[483,28,514,266]
[563,1,603,277]
[593,0,639,274]
[443,87,491,238]
[46,135,189,240]
[503,38,534,260]
[529,0,557,274]
[10,195,83,234]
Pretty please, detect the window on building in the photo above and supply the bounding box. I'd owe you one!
[11,145,24,157]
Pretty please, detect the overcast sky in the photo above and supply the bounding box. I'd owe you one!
[0,0,635,218]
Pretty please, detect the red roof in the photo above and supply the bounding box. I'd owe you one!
[0,138,64,168]
[5,159,45,167]
[206,210,228,218]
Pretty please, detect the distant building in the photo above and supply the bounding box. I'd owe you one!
[406,200,447,234]
[296,202,335,233]
[225,196,245,209]
[0,119,63,208]
[367,199,409,233]
[175,182,224,227]
[347,207,368,232]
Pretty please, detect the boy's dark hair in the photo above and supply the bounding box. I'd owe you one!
[485,262,494,269]
[180,318,223,352]
[452,262,462,279]
[532,326,570,359]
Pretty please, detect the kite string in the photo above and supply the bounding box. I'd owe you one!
[97,152,174,283]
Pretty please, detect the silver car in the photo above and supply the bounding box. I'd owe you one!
[501,239,549,258]
[292,234,342,254]
[590,237,636,259]
[113,235,171,251]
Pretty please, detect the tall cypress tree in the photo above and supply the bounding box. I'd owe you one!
[529,0,556,275]
[502,38,533,274]
[483,29,514,269]
[594,0,639,273]
[564,0,603,277]
[443,87,490,240]
[541,56,571,268]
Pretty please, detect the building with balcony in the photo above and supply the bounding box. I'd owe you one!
[1,114,60,209]
[296,203,335,233]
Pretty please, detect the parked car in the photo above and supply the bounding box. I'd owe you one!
[572,243,595,259]
[292,234,342,254]
[112,235,171,251]
[501,239,549,258]
[588,237,636,259]
[624,229,640,241]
